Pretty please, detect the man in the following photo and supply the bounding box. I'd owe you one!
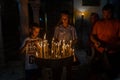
[90,4,120,79]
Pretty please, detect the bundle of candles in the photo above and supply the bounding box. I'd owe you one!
[36,34,75,59]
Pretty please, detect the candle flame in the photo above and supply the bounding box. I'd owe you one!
[81,12,84,16]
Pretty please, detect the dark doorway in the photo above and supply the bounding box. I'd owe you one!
[1,0,20,62]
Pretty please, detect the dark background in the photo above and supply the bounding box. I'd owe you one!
[1,0,120,62]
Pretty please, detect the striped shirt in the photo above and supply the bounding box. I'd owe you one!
[54,24,77,43]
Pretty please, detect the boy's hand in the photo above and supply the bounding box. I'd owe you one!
[34,40,39,45]
[25,40,31,47]
[34,40,40,48]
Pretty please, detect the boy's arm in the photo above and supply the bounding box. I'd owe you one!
[54,26,59,42]
[20,44,27,54]
[19,40,30,54]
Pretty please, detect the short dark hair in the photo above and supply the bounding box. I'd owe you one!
[30,22,40,29]
[102,3,114,12]
[91,12,99,17]
[60,10,70,15]
[90,12,99,19]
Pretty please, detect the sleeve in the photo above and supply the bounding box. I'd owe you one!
[71,26,77,40]
[91,22,98,35]
[19,38,28,49]
[54,26,59,40]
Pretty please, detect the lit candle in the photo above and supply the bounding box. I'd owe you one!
[51,40,54,54]
[36,52,38,57]
[66,44,69,56]
[81,12,84,19]
[70,40,72,48]
[62,43,65,56]
[55,43,57,56]
[52,37,54,41]
[43,44,46,58]
[58,42,60,55]
[40,42,43,58]
[44,33,46,40]
[63,40,65,44]
[81,12,84,24]
[72,49,74,55]
[51,50,53,57]
[26,44,28,54]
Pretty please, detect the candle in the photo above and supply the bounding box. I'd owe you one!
[57,42,60,56]
[40,42,43,58]
[51,40,54,54]
[36,52,38,57]
[43,44,46,58]
[72,49,74,55]
[62,43,65,56]
[44,33,46,40]
[70,40,72,47]
[66,44,69,56]
[81,12,84,19]
[55,43,57,56]
[51,50,53,58]
[52,37,54,41]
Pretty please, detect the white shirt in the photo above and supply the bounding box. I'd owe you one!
[21,37,41,70]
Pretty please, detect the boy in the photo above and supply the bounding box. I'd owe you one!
[20,23,42,80]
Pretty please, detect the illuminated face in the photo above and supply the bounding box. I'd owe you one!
[102,9,112,20]
[61,14,69,27]
[31,26,40,38]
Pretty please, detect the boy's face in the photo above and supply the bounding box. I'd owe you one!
[31,26,40,38]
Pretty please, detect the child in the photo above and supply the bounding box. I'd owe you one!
[20,23,42,80]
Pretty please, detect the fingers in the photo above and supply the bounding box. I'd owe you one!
[94,41,101,48]
[97,41,101,47]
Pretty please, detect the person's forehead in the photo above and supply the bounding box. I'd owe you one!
[62,13,68,17]
[102,9,111,12]
[32,27,40,31]
[33,26,40,29]
[62,15,68,18]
